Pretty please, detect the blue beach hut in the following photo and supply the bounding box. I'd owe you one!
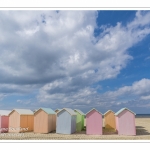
[56,108,77,134]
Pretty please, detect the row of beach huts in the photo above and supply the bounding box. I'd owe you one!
[0,107,136,135]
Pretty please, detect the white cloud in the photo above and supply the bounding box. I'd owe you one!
[104,78,150,98]
[37,78,150,109]
[141,95,150,100]
[0,10,150,109]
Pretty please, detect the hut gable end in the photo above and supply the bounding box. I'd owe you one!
[58,108,76,116]
[74,109,85,116]
[9,109,33,116]
[115,108,136,116]
[34,108,56,115]
[104,110,115,116]
[86,108,103,116]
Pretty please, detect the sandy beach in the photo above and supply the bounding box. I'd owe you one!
[0,118,150,140]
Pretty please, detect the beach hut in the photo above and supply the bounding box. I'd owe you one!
[0,110,11,133]
[55,109,62,113]
[104,110,116,130]
[74,109,85,131]
[34,108,56,133]
[56,108,77,134]
[8,109,34,133]
[115,108,136,135]
[86,108,103,135]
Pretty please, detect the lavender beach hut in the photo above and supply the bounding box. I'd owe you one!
[56,108,76,134]
[86,108,103,135]
[115,108,136,135]
[0,110,11,133]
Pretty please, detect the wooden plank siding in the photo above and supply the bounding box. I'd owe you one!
[34,109,56,134]
[104,111,116,130]
[75,111,84,131]
[9,111,20,132]
[34,109,48,133]
[56,110,72,134]
[86,109,103,135]
[116,109,136,135]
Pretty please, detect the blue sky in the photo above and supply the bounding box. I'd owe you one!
[0,10,150,114]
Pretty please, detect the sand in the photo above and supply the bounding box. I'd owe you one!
[0,118,150,140]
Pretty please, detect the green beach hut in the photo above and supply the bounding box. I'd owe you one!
[74,109,85,131]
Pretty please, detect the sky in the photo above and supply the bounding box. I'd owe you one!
[0,10,150,114]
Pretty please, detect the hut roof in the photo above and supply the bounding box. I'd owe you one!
[104,110,115,116]
[74,109,85,115]
[58,108,76,116]
[55,109,62,112]
[9,109,34,115]
[86,108,103,116]
[115,108,136,116]
[0,110,11,116]
[35,108,56,115]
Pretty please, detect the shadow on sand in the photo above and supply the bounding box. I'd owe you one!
[136,126,150,135]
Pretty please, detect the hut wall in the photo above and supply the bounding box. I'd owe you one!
[1,116,9,133]
[117,110,136,135]
[27,115,34,131]
[20,115,34,132]
[52,114,56,131]
[81,116,85,129]
[56,110,71,134]
[48,115,53,132]
[34,110,48,133]
[71,115,76,133]
[86,110,102,135]
[76,112,82,131]
[104,111,116,129]
[47,114,56,132]
[9,111,20,132]
[20,115,28,129]
[115,116,119,133]
[0,116,1,132]
[0,116,1,129]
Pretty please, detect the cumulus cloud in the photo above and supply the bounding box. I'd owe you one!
[0,10,150,109]
[103,78,150,100]
[37,78,150,109]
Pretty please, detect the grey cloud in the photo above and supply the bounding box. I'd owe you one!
[0,10,150,110]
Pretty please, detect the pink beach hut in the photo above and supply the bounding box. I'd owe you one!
[115,108,136,135]
[0,110,11,133]
[86,108,103,135]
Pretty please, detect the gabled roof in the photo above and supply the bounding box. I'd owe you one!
[74,109,85,116]
[55,109,62,113]
[86,108,103,116]
[104,110,115,116]
[34,108,56,115]
[0,110,11,116]
[9,109,34,115]
[115,108,136,116]
[57,108,76,116]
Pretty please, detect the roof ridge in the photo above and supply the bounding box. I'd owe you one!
[104,110,115,115]
[57,108,76,116]
[34,108,56,114]
[74,109,85,115]
[86,108,103,116]
[115,107,136,116]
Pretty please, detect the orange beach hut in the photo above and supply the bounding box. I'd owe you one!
[104,110,116,130]
[8,109,34,133]
[34,108,56,133]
